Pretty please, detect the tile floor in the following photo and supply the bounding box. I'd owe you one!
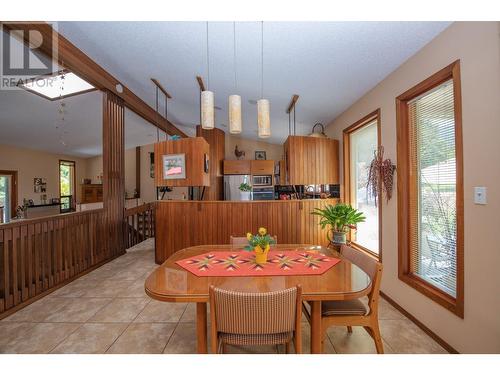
[0,238,447,354]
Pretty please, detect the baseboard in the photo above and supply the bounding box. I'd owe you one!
[380,291,459,354]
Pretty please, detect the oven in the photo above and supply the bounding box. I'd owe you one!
[252,186,275,201]
[252,175,273,187]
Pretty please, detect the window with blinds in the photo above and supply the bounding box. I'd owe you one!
[408,80,457,297]
[396,60,463,317]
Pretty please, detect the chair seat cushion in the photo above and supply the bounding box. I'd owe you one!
[321,299,368,316]
[219,331,293,346]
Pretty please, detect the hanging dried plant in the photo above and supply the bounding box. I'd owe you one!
[367,146,396,206]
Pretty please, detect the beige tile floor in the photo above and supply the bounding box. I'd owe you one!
[0,238,447,354]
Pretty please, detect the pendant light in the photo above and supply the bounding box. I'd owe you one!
[229,22,242,134]
[257,21,271,138]
[201,22,215,130]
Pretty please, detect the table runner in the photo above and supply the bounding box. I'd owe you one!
[176,249,341,277]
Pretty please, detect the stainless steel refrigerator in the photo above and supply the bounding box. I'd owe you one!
[224,175,251,201]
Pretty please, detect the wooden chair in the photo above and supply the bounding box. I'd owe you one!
[209,285,302,354]
[230,235,278,247]
[303,245,384,353]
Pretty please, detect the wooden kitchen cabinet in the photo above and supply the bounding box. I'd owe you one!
[284,136,339,185]
[250,160,274,175]
[223,160,251,175]
[81,184,103,203]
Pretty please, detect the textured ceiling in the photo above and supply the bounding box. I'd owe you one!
[57,21,451,144]
[1,22,451,157]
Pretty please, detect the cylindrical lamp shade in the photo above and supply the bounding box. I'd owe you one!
[257,99,271,138]
[228,94,242,134]
[201,90,215,129]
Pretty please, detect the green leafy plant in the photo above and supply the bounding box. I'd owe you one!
[244,227,276,251]
[311,203,366,234]
[239,182,252,192]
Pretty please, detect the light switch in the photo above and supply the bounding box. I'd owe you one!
[474,187,487,205]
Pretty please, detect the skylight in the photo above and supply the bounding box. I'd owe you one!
[19,71,95,100]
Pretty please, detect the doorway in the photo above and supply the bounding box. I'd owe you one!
[59,160,76,213]
[0,170,18,222]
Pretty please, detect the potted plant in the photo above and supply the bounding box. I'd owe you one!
[311,203,366,245]
[239,182,252,201]
[244,227,276,264]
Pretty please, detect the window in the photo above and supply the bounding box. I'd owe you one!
[343,109,381,258]
[396,60,464,317]
[0,170,18,221]
[59,160,76,212]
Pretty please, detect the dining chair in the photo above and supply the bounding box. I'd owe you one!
[209,285,302,354]
[230,235,278,247]
[303,244,384,353]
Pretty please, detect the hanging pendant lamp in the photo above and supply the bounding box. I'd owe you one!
[201,22,214,130]
[229,22,242,134]
[258,21,271,138]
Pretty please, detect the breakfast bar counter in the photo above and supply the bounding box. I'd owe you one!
[154,199,338,263]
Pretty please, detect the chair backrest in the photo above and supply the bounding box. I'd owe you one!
[230,235,278,247]
[209,285,301,335]
[341,245,383,311]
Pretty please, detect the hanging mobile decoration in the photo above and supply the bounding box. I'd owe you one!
[367,146,396,206]
[57,68,68,147]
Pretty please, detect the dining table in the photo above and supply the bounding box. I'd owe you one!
[144,244,372,354]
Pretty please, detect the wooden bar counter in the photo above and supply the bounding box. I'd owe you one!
[154,199,338,264]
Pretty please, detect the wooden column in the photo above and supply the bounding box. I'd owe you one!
[103,90,126,256]
[196,126,225,200]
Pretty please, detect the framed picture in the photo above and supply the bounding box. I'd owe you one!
[163,153,186,180]
[34,177,43,185]
[255,150,267,160]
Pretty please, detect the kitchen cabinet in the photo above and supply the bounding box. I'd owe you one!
[154,137,210,187]
[81,184,103,203]
[284,136,339,185]
[223,160,251,175]
[250,160,274,175]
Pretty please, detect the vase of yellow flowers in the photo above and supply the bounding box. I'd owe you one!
[244,227,276,264]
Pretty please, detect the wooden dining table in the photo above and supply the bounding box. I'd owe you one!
[144,244,372,354]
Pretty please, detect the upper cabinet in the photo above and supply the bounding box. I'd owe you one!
[283,136,339,185]
[250,160,274,175]
[223,160,251,175]
[154,137,210,187]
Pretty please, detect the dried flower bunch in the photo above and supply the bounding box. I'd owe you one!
[367,146,396,206]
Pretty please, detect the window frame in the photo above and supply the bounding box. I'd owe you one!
[343,109,382,261]
[396,60,464,318]
[59,159,76,212]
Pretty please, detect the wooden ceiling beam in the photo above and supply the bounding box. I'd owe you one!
[196,76,206,92]
[286,94,300,113]
[1,22,187,138]
[151,78,172,99]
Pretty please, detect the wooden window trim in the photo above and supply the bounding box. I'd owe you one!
[395,60,464,318]
[0,170,18,219]
[59,160,77,210]
[343,108,382,261]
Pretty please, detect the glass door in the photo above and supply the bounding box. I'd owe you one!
[59,160,76,212]
[0,171,17,222]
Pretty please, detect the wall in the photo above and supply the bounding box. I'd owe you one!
[0,143,89,204]
[325,22,500,353]
[225,134,283,162]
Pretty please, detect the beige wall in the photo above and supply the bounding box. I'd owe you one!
[325,22,500,353]
[0,144,89,204]
[225,134,283,162]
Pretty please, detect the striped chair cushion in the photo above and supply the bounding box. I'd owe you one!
[219,331,293,346]
[213,287,297,334]
[321,299,368,316]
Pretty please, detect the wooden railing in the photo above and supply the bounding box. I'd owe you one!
[125,203,155,248]
[0,209,112,315]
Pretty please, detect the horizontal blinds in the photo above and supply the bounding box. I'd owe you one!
[408,79,457,297]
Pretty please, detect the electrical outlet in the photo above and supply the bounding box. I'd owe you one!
[474,187,487,205]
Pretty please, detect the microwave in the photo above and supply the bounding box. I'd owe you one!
[252,175,273,187]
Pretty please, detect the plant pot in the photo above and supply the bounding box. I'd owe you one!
[240,191,251,201]
[331,231,347,245]
[254,244,270,264]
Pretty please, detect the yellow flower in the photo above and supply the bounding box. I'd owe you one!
[258,227,267,236]
[246,232,252,241]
